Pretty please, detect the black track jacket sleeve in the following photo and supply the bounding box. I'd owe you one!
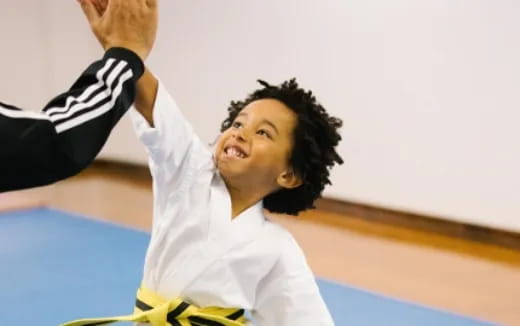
[0,47,144,192]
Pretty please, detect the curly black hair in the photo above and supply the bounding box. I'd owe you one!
[220,78,344,215]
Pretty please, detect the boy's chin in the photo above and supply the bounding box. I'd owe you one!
[217,165,248,183]
[217,164,238,179]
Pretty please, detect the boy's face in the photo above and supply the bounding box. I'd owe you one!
[215,99,302,192]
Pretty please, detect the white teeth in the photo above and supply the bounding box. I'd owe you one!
[226,147,245,158]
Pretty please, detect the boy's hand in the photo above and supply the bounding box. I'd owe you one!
[78,0,158,61]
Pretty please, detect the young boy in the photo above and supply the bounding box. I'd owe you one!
[73,1,343,325]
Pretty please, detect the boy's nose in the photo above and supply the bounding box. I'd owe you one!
[233,128,249,142]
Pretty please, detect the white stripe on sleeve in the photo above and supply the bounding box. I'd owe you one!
[55,69,134,133]
[0,105,50,121]
[45,58,117,116]
[48,60,128,123]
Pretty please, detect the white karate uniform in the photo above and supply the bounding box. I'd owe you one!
[130,81,335,325]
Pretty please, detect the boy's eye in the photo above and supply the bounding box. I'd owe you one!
[257,129,272,139]
[232,121,242,128]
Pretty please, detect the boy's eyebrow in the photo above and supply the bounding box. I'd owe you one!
[237,112,279,135]
[261,119,279,135]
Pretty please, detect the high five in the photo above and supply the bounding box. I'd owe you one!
[0,0,157,192]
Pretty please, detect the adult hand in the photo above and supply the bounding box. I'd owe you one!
[78,0,158,61]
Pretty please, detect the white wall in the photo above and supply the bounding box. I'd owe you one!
[3,1,519,232]
[0,1,49,110]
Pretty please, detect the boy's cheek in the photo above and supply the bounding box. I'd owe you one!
[214,137,226,156]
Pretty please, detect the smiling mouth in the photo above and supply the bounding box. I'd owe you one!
[224,146,247,159]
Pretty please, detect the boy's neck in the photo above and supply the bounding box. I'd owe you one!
[225,181,268,219]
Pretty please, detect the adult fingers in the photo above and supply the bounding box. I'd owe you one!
[78,0,101,24]
[145,0,158,9]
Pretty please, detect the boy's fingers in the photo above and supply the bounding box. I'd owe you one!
[78,0,100,23]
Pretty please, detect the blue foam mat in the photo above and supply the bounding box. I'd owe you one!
[0,208,497,325]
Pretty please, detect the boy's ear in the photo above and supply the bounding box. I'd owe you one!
[277,168,303,189]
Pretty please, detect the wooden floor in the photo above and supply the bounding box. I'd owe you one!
[3,165,520,325]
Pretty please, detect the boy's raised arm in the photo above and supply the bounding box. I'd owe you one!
[134,68,158,127]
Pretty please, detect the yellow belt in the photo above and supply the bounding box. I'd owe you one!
[60,286,248,326]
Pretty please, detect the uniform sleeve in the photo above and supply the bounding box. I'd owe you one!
[252,236,335,326]
[129,81,210,205]
[0,47,144,193]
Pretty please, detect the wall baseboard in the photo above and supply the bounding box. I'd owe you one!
[91,159,520,251]
[315,197,520,251]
